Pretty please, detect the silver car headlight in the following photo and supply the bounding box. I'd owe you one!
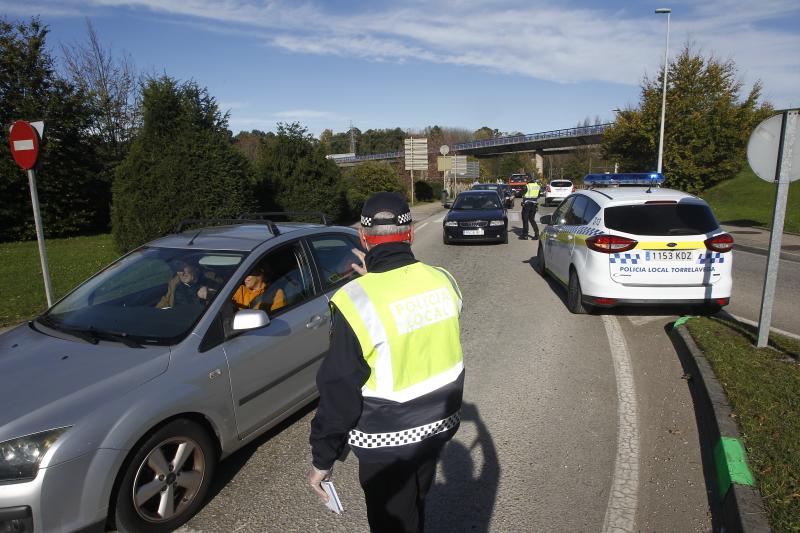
[0,427,70,482]
[489,220,505,226]
[444,221,458,227]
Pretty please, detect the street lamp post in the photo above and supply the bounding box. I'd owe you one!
[655,7,671,174]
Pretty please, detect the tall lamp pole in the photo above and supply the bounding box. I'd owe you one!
[655,7,671,174]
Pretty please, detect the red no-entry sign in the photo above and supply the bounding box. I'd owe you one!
[9,120,41,170]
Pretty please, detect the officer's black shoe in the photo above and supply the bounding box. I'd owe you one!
[519,234,528,240]
[532,235,539,240]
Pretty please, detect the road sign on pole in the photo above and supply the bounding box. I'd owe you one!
[8,120,53,306]
[405,138,428,206]
[747,109,799,347]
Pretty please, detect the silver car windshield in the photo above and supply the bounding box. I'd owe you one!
[41,247,245,345]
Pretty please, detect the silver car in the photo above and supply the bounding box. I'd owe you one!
[0,218,363,532]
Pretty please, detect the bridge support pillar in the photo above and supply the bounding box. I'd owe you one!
[534,152,544,177]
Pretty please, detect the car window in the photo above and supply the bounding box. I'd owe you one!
[44,247,245,344]
[582,199,601,224]
[565,195,589,225]
[551,181,572,188]
[551,197,574,225]
[604,202,719,235]
[233,242,313,317]
[308,234,363,291]
[453,193,502,210]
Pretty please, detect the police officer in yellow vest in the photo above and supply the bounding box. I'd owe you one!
[308,192,464,532]
[520,179,541,240]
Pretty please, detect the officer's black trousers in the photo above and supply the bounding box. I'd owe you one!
[358,453,439,533]
[521,202,539,238]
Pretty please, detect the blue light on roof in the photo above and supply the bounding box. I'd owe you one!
[583,172,665,187]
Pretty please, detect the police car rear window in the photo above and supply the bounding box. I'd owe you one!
[604,203,719,236]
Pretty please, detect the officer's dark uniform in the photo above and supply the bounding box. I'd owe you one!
[520,182,540,240]
[310,193,464,533]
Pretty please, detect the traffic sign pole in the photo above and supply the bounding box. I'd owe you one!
[756,110,796,347]
[27,167,54,306]
[8,120,53,307]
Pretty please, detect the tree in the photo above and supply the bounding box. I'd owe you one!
[342,161,403,217]
[61,19,141,167]
[112,76,253,251]
[602,44,772,193]
[233,129,269,164]
[254,122,344,221]
[0,17,106,241]
[474,126,500,140]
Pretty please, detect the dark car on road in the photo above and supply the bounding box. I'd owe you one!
[443,190,508,244]
[470,183,513,208]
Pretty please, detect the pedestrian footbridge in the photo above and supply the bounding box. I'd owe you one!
[330,123,611,166]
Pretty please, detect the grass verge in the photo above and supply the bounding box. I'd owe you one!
[0,234,118,327]
[685,316,800,532]
[700,167,800,234]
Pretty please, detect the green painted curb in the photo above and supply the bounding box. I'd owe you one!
[672,315,694,329]
[714,436,755,498]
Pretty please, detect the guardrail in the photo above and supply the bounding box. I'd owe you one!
[333,123,612,164]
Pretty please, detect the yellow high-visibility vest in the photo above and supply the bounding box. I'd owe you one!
[524,182,541,198]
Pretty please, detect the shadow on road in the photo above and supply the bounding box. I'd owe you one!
[426,402,500,533]
[205,400,319,502]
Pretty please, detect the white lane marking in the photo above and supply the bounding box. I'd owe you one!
[435,216,444,223]
[416,222,429,231]
[724,312,800,340]
[601,315,639,533]
[627,315,670,327]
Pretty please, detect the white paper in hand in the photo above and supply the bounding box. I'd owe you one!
[321,480,343,514]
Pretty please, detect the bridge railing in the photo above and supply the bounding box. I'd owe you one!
[452,123,612,151]
[333,123,613,163]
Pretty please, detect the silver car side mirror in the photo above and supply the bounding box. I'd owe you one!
[232,309,270,331]
[539,214,552,225]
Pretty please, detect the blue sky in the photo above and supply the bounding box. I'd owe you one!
[3,0,799,140]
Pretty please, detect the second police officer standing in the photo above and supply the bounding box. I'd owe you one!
[308,192,465,532]
[520,179,541,240]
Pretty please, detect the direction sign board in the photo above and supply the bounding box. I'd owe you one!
[9,120,40,170]
[452,155,467,176]
[404,138,428,171]
[748,112,799,182]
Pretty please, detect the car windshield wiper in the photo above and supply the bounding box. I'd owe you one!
[35,316,99,345]
[88,328,144,348]
[35,317,143,348]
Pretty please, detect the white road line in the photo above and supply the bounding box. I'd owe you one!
[416,222,429,231]
[724,312,800,341]
[601,315,640,533]
[627,315,671,327]
[434,216,444,223]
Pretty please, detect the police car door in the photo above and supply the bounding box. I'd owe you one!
[549,197,575,283]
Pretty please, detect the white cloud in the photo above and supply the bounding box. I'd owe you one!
[17,0,800,106]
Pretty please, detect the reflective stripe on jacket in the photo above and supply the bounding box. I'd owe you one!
[330,262,464,461]
[524,182,540,198]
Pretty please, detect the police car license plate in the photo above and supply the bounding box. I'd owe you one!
[648,250,694,261]
[463,229,484,236]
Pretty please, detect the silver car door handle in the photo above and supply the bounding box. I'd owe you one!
[306,315,327,329]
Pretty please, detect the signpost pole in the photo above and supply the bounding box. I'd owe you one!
[756,110,795,347]
[27,167,54,306]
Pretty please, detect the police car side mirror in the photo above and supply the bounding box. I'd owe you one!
[233,309,270,331]
[539,215,552,225]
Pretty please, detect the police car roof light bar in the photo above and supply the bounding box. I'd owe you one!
[583,172,665,188]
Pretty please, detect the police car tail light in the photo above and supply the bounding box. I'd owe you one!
[586,235,637,253]
[704,233,734,253]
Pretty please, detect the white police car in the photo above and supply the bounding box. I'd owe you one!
[537,173,733,314]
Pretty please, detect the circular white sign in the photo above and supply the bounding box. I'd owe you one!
[747,112,800,182]
[440,145,450,155]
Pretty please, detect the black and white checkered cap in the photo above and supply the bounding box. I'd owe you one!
[360,191,412,227]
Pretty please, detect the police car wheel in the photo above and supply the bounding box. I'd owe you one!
[567,269,591,314]
[536,242,546,275]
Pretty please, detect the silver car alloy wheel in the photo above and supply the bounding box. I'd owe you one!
[132,436,206,523]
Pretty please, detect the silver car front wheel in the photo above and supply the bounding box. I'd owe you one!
[113,419,216,533]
